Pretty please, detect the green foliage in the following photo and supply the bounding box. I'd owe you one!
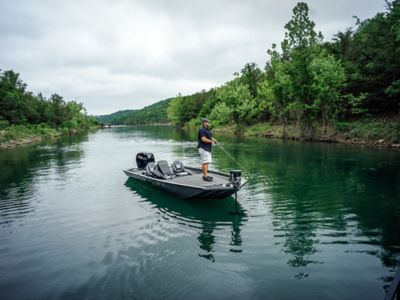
[124,99,170,125]
[209,102,232,126]
[96,110,136,124]
[214,78,252,125]
[167,95,185,126]
[0,69,97,141]
[0,119,10,129]
[164,1,399,141]
[167,90,213,126]
[309,50,346,122]
[239,62,263,98]
[245,123,272,136]
[340,119,400,142]
[0,124,59,143]
[283,2,322,50]
[263,2,348,138]
[96,99,171,125]
[325,0,400,113]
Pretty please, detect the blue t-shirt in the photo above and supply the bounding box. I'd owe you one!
[198,127,212,152]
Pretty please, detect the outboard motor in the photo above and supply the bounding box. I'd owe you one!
[229,170,242,189]
[136,152,155,169]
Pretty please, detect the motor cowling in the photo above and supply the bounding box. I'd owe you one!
[229,170,242,189]
[136,152,155,169]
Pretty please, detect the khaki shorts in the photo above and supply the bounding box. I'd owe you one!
[198,147,212,164]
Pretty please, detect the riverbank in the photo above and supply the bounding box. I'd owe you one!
[212,117,400,149]
[0,124,97,149]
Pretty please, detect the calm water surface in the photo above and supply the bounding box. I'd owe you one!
[0,125,399,300]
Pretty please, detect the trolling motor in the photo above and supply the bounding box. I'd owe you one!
[229,170,242,215]
[229,170,242,189]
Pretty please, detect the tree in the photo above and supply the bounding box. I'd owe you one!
[266,2,346,138]
[309,51,346,134]
[325,0,400,114]
[0,70,28,124]
[239,62,263,98]
[212,77,261,127]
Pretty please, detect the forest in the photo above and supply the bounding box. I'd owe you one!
[0,70,97,146]
[96,99,171,125]
[167,1,400,143]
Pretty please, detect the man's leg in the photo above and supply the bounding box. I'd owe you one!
[202,163,209,177]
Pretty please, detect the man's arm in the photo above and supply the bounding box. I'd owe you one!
[201,136,216,144]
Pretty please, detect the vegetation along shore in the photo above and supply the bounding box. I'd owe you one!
[3,1,398,149]
[97,2,399,148]
[0,70,98,149]
[166,2,400,148]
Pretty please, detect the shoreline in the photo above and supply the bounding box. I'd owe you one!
[0,135,47,149]
[211,120,400,150]
[0,126,99,150]
[2,122,399,151]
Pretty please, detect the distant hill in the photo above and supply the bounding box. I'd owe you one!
[96,99,171,125]
[96,109,136,124]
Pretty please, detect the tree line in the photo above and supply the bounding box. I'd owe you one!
[96,99,171,125]
[0,70,97,131]
[167,1,400,139]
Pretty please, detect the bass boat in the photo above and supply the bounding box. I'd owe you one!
[123,152,246,199]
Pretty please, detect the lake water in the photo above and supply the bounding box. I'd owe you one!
[0,125,399,300]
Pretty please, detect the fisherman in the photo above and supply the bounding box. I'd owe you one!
[198,117,217,181]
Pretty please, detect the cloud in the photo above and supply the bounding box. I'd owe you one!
[0,0,386,114]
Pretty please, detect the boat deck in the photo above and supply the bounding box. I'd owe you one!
[171,173,230,187]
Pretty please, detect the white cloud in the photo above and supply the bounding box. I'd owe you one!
[0,0,386,114]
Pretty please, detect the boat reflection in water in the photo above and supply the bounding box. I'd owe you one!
[124,179,247,262]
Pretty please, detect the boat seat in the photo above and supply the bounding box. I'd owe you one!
[157,160,173,179]
[146,162,164,179]
[172,160,189,176]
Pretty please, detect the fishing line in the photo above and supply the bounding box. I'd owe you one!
[216,143,260,184]
[216,143,248,173]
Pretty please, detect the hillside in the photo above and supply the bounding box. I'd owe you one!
[96,98,171,125]
[96,109,136,124]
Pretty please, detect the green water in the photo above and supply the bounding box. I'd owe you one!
[0,125,399,299]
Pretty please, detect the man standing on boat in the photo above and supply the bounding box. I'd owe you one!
[198,118,217,182]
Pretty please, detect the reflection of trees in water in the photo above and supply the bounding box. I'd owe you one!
[0,134,87,223]
[125,180,247,262]
[197,215,244,262]
[113,125,197,142]
[198,222,216,262]
[124,125,399,271]
[210,136,400,271]
[230,216,242,249]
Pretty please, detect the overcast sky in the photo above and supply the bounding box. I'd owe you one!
[0,0,386,115]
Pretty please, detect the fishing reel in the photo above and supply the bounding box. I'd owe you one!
[229,170,242,189]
